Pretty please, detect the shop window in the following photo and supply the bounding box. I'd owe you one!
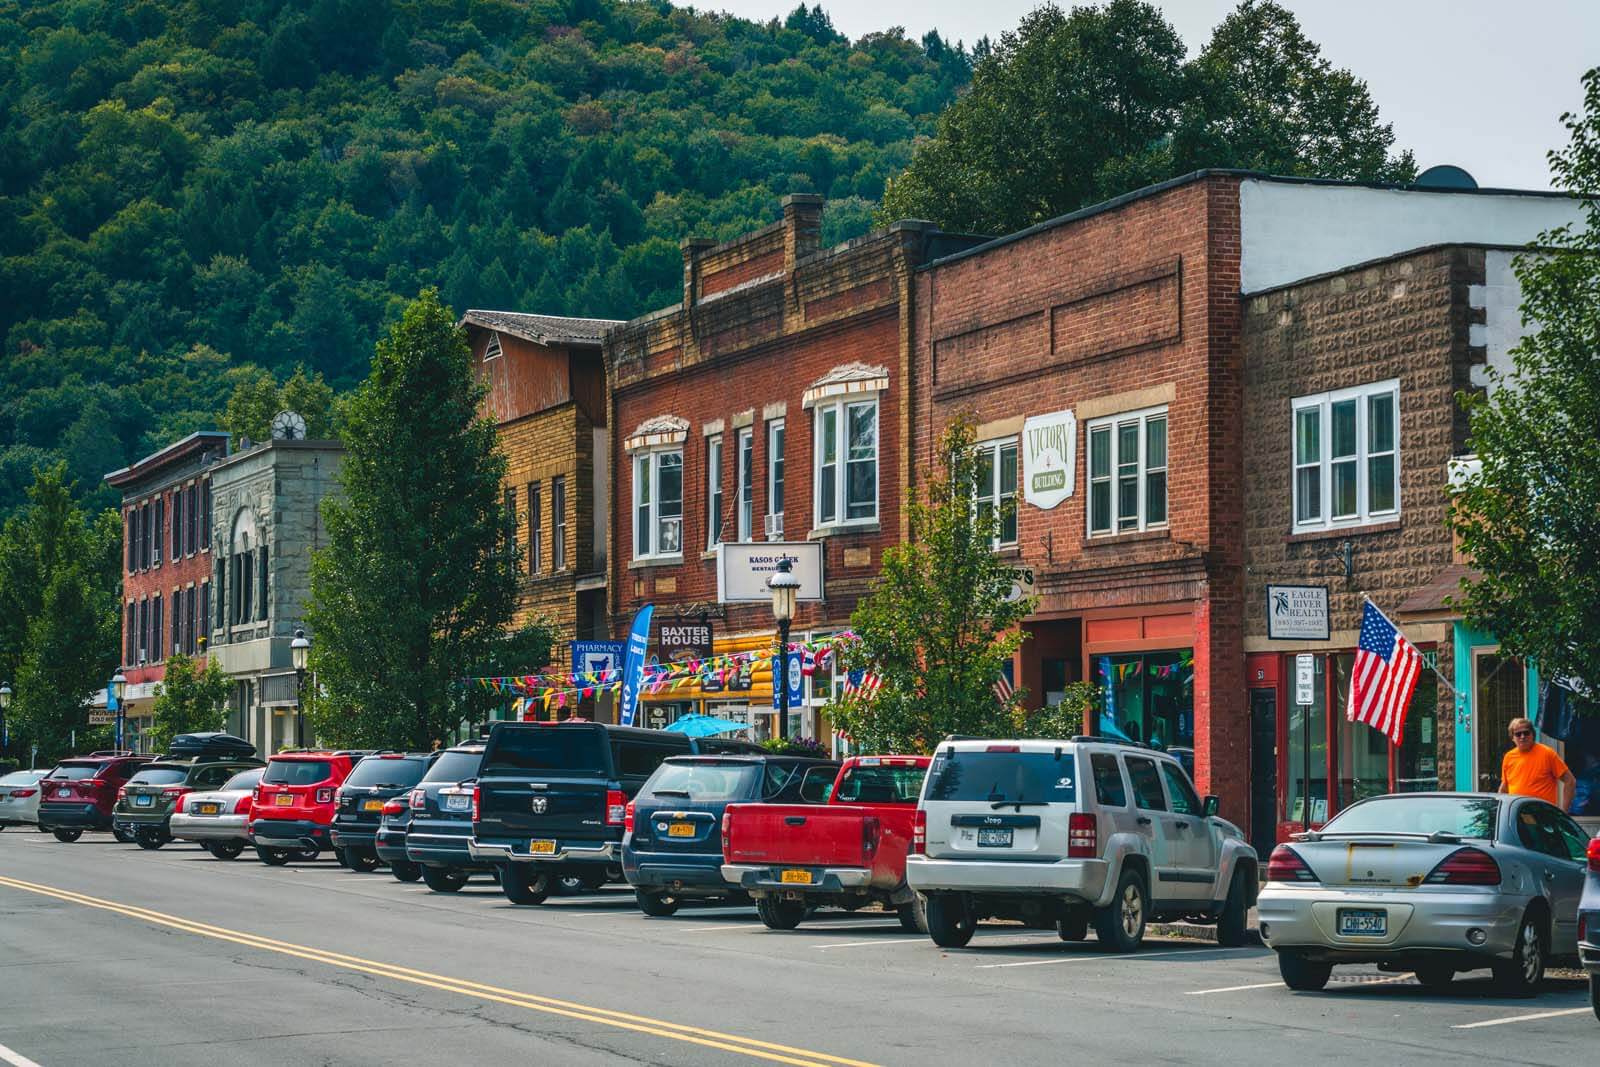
[633,450,683,559]
[1333,653,1390,810]
[1096,651,1193,750]
[974,438,1019,548]
[814,399,878,527]
[1474,652,1526,792]
[1087,407,1167,536]
[1286,654,1329,826]
[1397,672,1438,792]
[1292,380,1399,530]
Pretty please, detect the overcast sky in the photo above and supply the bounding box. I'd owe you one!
[701,0,1597,191]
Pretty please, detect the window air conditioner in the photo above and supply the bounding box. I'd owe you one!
[764,512,783,540]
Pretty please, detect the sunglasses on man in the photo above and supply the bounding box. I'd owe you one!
[1511,729,1533,739]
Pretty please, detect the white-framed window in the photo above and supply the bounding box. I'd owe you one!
[814,398,878,526]
[737,426,754,541]
[1087,406,1168,536]
[1292,380,1399,530]
[767,419,785,537]
[552,476,567,571]
[974,438,1019,547]
[706,435,724,548]
[633,449,683,559]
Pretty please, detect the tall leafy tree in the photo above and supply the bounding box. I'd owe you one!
[306,290,518,749]
[220,366,341,444]
[148,652,230,753]
[830,418,1035,754]
[0,465,121,763]
[1450,67,1600,697]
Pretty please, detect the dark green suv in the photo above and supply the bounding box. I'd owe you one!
[114,737,263,849]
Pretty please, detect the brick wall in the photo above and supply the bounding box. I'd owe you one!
[500,402,590,640]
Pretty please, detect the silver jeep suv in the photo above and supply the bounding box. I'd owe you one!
[905,737,1258,950]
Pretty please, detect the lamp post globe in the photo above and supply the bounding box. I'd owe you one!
[767,558,801,742]
[0,682,11,710]
[291,629,311,748]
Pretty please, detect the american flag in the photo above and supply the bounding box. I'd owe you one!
[1348,600,1422,744]
[844,668,882,701]
[993,668,1015,704]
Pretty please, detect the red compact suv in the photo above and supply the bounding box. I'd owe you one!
[37,752,154,842]
[249,750,368,865]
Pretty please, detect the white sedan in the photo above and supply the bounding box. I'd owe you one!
[0,769,50,829]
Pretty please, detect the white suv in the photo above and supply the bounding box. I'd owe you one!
[906,737,1258,950]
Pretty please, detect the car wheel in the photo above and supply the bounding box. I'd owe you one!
[756,896,807,931]
[924,892,976,948]
[636,890,680,917]
[555,874,584,895]
[1413,964,1456,991]
[897,895,928,934]
[112,826,134,844]
[1057,910,1089,942]
[501,866,550,905]
[1492,911,1545,996]
[205,842,245,861]
[1093,867,1148,952]
[1277,951,1333,991]
[295,848,320,861]
[1216,868,1251,948]
[421,865,469,893]
[580,870,608,891]
[333,847,351,868]
[255,845,291,866]
[391,859,423,883]
[347,849,380,873]
[52,828,83,843]
[1589,974,1599,1022]
[134,828,165,851]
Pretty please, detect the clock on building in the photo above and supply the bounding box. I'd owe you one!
[270,410,307,441]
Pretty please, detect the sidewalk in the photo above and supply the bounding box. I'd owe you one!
[1149,906,1263,945]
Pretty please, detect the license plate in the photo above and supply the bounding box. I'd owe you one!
[197,803,220,815]
[977,828,1014,848]
[529,839,557,854]
[135,795,153,807]
[362,799,384,812]
[56,789,70,799]
[1338,909,1387,936]
[780,868,812,884]
[274,794,293,807]
[444,794,470,811]
[667,822,695,837]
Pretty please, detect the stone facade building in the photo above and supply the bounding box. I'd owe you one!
[104,431,230,750]
[206,436,343,752]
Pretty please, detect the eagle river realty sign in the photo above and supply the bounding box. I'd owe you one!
[1022,409,1076,510]
[1267,585,1330,641]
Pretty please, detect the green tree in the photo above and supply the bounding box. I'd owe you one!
[221,366,341,444]
[0,465,121,763]
[148,652,230,752]
[306,289,519,750]
[830,418,1035,754]
[880,0,1412,234]
[1450,67,1600,697]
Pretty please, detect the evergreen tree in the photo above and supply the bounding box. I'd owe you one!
[306,290,518,750]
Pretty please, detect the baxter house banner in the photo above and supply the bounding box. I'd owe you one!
[1022,409,1077,510]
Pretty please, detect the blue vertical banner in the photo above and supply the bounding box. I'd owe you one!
[618,605,655,728]
[772,650,804,710]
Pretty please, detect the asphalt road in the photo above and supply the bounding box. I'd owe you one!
[0,830,1595,1066]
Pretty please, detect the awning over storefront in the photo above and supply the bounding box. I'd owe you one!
[1395,564,1479,621]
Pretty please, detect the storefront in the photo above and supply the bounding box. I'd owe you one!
[1081,609,1197,757]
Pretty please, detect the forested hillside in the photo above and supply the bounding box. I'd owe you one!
[0,0,973,516]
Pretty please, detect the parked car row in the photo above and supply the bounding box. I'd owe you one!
[18,723,1600,1018]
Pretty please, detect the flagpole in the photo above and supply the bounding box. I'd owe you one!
[1361,593,1457,696]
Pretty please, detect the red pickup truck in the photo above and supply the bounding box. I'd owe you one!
[720,755,931,931]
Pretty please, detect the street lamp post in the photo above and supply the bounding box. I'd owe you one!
[0,682,11,756]
[767,558,799,743]
[291,629,311,748]
[109,669,126,753]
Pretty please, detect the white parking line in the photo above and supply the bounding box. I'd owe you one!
[814,938,926,950]
[0,1040,44,1067]
[1452,1007,1591,1029]
[976,948,1194,969]
[1185,981,1283,995]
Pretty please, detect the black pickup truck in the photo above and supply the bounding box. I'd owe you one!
[469,721,759,905]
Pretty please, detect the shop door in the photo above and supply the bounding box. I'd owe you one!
[1283,656,1328,836]
[1474,652,1526,791]
[1249,688,1278,856]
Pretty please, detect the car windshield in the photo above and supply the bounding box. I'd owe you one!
[834,764,927,803]
[48,763,107,780]
[263,760,333,786]
[924,750,1078,804]
[422,750,482,783]
[1322,796,1500,838]
[641,761,760,801]
[221,767,264,791]
[343,757,428,788]
[128,767,188,786]
[483,727,609,775]
[0,771,45,786]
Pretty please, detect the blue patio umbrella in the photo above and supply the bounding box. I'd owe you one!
[661,713,751,737]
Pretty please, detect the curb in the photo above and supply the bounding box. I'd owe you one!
[1148,921,1264,946]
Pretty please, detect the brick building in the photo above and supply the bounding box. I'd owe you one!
[605,195,981,737]
[462,310,619,707]
[104,431,230,750]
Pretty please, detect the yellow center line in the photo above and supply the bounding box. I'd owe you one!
[0,875,879,1067]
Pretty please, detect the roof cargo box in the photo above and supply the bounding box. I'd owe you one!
[166,732,257,759]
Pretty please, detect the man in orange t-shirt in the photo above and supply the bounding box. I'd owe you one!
[1497,717,1575,808]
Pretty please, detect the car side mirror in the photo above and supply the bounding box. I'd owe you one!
[1202,795,1219,818]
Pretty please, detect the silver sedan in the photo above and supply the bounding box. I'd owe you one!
[169,766,265,860]
[1258,792,1591,994]
[0,769,49,828]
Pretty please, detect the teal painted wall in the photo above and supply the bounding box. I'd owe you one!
[1451,621,1539,792]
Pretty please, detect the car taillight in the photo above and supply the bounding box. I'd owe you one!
[721,811,731,853]
[471,785,480,822]
[985,745,1020,753]
[174,794,187,814]
[605,789,626,826]
[862,816,880,858]
[911,809,926,856]
[11,788,36,798]
[382,799,406,816]
[116,786,128,800]
[410,788,425,808]
[624,801,635,834]
[1424,847,1501,886]
[1588,836,1600,873]
[315,787,334,804]
[163,787,190,798]
[1068,812,1097,858]
[1266,845,1318,883]
[233,795,252,814]
[85,779,104,789]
